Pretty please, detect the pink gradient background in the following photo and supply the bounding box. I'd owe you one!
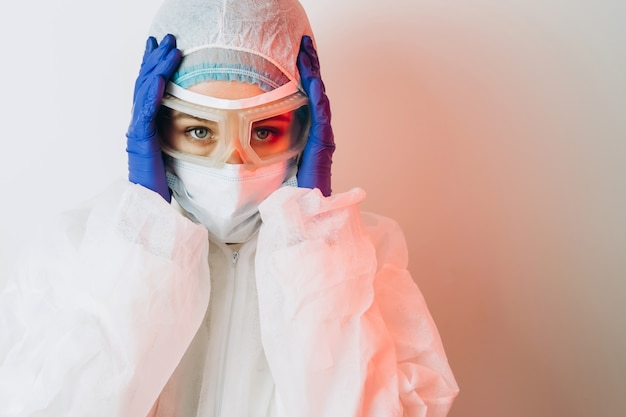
[1,1,624,416]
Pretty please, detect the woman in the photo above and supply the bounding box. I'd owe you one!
[0,0,458,416]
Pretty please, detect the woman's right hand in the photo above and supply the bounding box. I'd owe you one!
[126,34,182,202]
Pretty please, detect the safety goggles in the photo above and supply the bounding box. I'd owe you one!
[160,81,310,167]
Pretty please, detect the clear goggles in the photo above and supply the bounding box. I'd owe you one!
[159,81,310,167]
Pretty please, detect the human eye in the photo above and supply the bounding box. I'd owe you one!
[253,127,280,142]
[186,126,214,141]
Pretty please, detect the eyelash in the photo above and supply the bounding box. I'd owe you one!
[185,127,214,141]
[253,127,281,141]
[181,125,285,143]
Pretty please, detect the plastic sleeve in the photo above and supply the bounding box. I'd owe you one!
[0,180,210,417]
[255,187,458,417]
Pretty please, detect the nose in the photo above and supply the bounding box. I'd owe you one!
[225,148,244,164]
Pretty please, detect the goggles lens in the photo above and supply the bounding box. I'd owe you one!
[158,85,310,167]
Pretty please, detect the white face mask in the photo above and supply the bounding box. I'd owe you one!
[165,156,297,243]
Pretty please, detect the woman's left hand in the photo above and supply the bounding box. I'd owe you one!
[296,36,336,197]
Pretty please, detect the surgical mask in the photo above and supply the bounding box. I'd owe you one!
[165,154,297,243]
[160,82,310,168]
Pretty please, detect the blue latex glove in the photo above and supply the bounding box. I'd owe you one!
[126,34,182,202]
[296,36,336,197]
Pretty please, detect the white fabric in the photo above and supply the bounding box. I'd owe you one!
[149,234,276,417]
[149,0,314,87]
[165,156,297,243]
[0,181,210,417]
[254,187,459,417]
[164,82,301,110]
[0,181,458,417]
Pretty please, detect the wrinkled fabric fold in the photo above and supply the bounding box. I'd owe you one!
[256,187,459,417]
[0,183,458,417]
[149,0,314,87]
[0,180,210,417]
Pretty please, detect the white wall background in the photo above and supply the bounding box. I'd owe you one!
[1,1,625,416]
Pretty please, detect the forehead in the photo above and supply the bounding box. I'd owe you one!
[165,108,295,125]
[188,80,266,100]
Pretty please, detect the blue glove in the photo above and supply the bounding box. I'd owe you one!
[296,36,336,197]
[127,34,182,202]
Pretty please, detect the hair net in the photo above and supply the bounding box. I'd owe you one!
[149,0,314,92]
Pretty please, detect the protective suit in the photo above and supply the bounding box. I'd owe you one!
[0,0,458,416]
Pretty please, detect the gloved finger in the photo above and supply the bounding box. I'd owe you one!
[134,37,159,102]
[152,47,182,80]
[297,36,320,79]
[134,45,181,99]
[297,37,333,146]
[128,75,166,139]
[127,37,174,203]
[133,35,176,103]
[138,48,181,119]
[306,76,330,125]
[133,35,180,109]
[300,78,334,172]
[139,34,179,78]
[142,75,166,127]
[141,36,158,69]
[296,36,335,196]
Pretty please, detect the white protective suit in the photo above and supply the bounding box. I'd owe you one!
[0,182,458,417]
[0,0,458,415]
